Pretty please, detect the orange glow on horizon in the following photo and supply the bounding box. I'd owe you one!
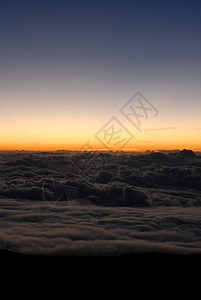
[0,143,201,152]
[1,122,201,152]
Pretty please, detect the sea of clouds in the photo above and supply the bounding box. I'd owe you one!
[0,150,201,255]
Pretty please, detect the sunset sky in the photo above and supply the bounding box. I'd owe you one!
[1,0,201,151]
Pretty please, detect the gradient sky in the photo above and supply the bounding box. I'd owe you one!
[1,0,201,151]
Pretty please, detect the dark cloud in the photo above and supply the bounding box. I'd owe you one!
[0,200,201,255]
[1,150,201,255]
[95,170,114,184]
[0,151,201,206]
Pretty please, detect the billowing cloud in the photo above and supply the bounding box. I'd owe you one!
[0,200,201,255]
[0,150,201,255]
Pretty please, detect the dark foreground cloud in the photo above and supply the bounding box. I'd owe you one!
[0,150,201,207]
[0,150,201,255]
[0,199,201,255]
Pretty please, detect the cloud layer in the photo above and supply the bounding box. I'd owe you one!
[0,150,201,255]
[0,150,201,207]
[0,199,201,255]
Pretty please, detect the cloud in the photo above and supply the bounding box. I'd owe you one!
[1,150,201,255]
[0,200,201,255]
[0,150,201,206]
[95,170,114,184]
[144,127,178,132]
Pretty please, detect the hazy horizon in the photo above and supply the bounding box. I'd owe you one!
[0,148,201,154]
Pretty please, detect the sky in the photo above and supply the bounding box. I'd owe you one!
[0,0,201,151]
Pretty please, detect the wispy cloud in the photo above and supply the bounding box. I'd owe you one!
[144,127,201,132]
[144,127,178,132]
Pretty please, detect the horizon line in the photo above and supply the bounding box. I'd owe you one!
[0,148,200,153]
